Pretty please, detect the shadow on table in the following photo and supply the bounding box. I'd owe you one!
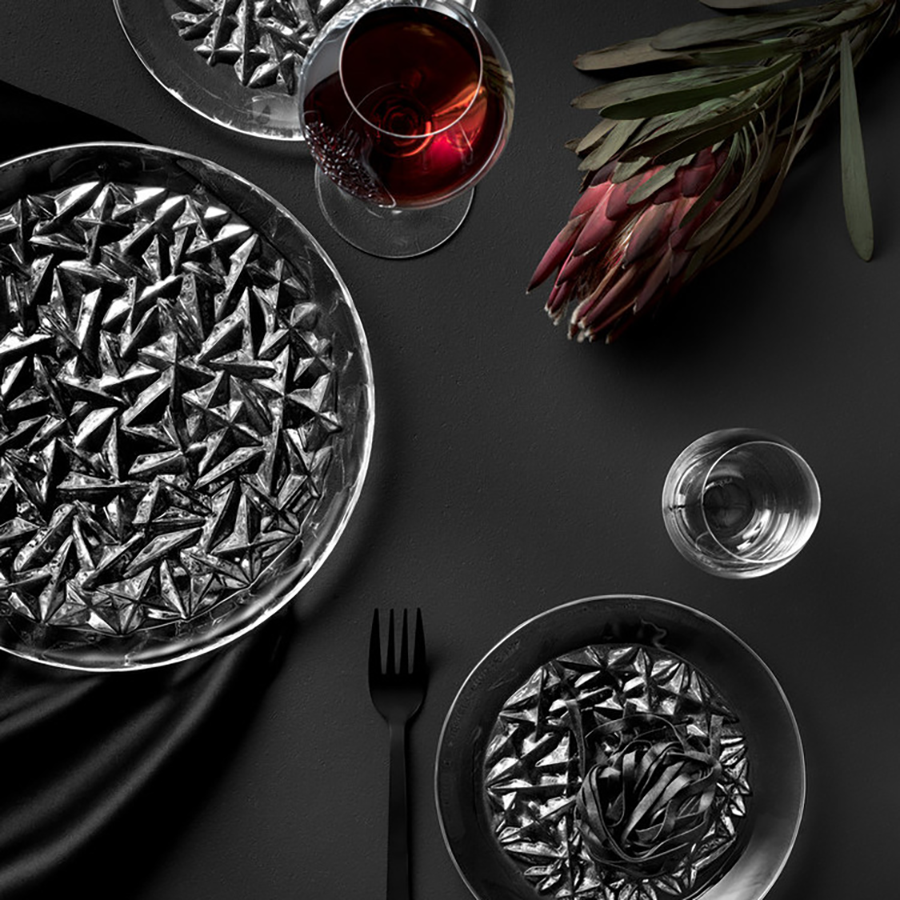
[0,611,294,900]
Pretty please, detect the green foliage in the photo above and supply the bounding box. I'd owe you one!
[572,0,896,261]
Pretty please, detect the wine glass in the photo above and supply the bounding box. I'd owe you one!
[661,429,821,578]
[298,0,514,258]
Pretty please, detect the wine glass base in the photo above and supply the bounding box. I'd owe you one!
[314,167,474,259]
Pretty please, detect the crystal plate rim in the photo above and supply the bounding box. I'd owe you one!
[434,594,805,900]
[113,0,311,140]
[0,140,375,670]
[112,0,478,141]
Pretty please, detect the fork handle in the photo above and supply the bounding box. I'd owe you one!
[387,720,411,900]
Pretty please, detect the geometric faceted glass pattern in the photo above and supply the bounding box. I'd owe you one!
[437,597,805,900]
[115,1,477,139]
[170,0,353,95]
[115,0,356,140]
[0,143,373,669]
[484,644,751,900]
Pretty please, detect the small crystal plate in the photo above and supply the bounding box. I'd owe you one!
[0,142,374,669]
[435,596,804,900]
[112,0,476,140]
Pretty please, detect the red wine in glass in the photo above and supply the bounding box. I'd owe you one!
[299,1,514,256]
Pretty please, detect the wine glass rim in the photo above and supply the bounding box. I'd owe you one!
[338,0,485,141]
[699,439,821,565]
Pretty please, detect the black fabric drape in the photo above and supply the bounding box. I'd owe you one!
[0,80,293,899]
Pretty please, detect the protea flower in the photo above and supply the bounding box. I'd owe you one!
[528,0,899,342]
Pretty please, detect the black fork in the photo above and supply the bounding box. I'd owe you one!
[368,608,428,900]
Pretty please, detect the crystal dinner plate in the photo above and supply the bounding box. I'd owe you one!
[0,142,374,669]
[112,0,477,141]
[435,595,804,900]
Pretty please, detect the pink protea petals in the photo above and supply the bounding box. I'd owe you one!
[680,149,719,197]
[632,249,677,315]
[574,263,641,335]
[582,307,632,342]
[671,198,721,251]
[570,179,614,219]
[527,213,586,291]
[652,173,685,206]
[664,249,694,298]
[557,241,600,282]
[622,202,677,267]
[587,161,617,186]
[528,179,619,293]
[545,278,573,323]
[627,247,691,318]
[571,190,617,256]
[529,0,895,344]
[603,253,690,343]
[606,168,662,220]
[570,263,619,320]
[575,296,635,342]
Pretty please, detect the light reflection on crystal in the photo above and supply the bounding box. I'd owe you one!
[171,0,352,94]
[0,167,343,637]
[484,644,752,900]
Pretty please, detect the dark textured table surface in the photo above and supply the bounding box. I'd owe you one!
[0,2,898,898]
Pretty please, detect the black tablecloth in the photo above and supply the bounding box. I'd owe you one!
[1,3,900,899]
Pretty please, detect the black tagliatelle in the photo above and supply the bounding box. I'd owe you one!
[576,714,724,879]
[484,643,751,900]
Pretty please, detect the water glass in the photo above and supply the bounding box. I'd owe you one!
[661,429,821,578]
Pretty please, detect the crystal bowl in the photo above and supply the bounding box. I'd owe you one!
[0,142,374,669]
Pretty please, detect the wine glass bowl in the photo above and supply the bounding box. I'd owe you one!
[662,429,821,578]
[299,0,514,257]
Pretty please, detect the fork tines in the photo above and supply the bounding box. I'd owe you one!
[369,607,426,678]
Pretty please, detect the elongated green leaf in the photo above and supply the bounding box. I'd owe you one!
[621,79,782,163]
[700,0,796,8]
[777,48,841,155]
[572,64,741,110]
[679,133,741,230]
[616,102,723,157]
[685,31,840,66]
[574,117,619,155]
[823,1,884,31]
[704,116,778,261]
[628,159,687,205]
[687,122,770,250]
[651,107,761,164]
[839,31,874,260]
[689,37,798,66]
[578,117,645,172]
[575,37,686,70]
[600,54,800,119]
[719,86,797,254]
[786,61,838,166]
[610,156,653,184]
[651,6,830,50]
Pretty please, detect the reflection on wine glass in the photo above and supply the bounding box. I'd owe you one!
[661,429,821,578]
[299,0,514,258]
